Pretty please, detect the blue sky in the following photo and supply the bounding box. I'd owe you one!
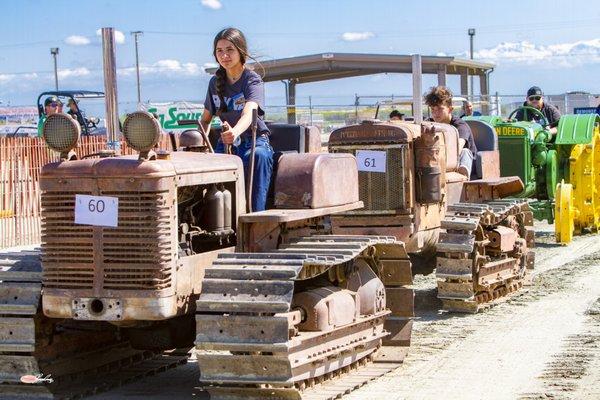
[1,0,599,107]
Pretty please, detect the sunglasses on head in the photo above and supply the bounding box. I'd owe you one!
[528,95,542,101]
[48,103,59,107]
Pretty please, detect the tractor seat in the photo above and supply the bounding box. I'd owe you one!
[465,119,500,179]
[266,123,322,154]
[466,120,497,152]
[265,123,322,208]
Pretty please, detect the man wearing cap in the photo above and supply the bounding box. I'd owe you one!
[67,98,86,128]
[389,110,404,121]
[37,96,60,137]
[515,86,561,133]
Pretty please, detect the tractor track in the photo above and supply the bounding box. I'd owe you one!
[0,246,188,400]
[6,222,600,400]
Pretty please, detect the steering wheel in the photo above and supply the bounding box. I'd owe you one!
[508,106,549,128]
[86,117,98,130]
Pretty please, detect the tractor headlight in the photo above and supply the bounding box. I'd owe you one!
[122,111,161,157]
[42,113,80,159]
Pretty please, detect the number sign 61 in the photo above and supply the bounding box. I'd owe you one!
[356,150,386,173]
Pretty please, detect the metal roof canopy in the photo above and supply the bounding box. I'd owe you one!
[207,53,495,123]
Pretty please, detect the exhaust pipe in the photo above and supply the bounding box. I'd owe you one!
[412,54,423,124]
[101,27,120,149]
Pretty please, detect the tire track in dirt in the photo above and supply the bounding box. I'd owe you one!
[519,299,600,400]
[345,229,600,400]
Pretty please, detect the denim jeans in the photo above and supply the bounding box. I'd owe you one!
[459,148,475,178]
[216,134,274,212]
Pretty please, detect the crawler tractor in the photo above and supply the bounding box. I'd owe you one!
[470,109,600,244]
[1,111,413,398]
[329,120,536,312]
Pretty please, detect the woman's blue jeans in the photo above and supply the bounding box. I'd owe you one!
[216,135,274,212]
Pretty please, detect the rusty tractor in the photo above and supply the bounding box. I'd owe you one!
[328,119,536,313]
[1,110,414,398]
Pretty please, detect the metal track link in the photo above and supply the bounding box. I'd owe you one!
[436,200,535,313]
[195,234,412,399]
[0,249,188,400]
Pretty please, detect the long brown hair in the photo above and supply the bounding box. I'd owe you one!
[213,28,251,115]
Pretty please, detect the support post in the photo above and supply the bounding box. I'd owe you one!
[286,79,296,124]
[495,91,501,116]
[131,31,143,105]
[468,28,475,99]
[437,64,447,87]
[412,54,423,124]
[480,73,489,115]
[460,70,469,98]
[101,27,120,145]
[50,48,59,90]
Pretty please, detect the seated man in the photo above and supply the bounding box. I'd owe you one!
[425,86,477,177]
[37,96,60,137]
[67,98,86,127]
[389,110,404,121]
[460,101,481,118]
[515,86,561,133]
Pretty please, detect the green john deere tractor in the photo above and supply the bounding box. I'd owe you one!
[466,107,600,244]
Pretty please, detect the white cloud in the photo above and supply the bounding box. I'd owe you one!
[0,74,15,84]
[95,29,125,44]
[0,73,38,84]
[119,59,203,77]
[452,38,600,68]
[65,35,91,46]
[341,32,375,42]
[201,0,222,9]
[57,67,91,79]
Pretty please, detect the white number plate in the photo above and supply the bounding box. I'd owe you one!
[74,194,119,227]
[356,150,386,173]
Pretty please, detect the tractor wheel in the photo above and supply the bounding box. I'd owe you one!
[555,181,574,244]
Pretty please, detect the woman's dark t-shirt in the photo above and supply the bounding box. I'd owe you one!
[204,68,270,137]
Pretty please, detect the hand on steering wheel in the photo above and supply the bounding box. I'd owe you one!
[508,106,549,128]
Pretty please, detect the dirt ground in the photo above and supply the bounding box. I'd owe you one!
[82,222,600,399]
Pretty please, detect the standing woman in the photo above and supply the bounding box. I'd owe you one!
[200,28,273,212]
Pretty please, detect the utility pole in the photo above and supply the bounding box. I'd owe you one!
[131,31,143,104]
[468,28,475,100]
[50,47,59,90]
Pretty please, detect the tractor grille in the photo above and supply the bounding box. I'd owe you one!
[330,145,409,212]
[42,191,95,289]
[42,188,175,292]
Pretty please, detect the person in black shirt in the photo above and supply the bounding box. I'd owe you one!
[425,86,477,177]
[67,98,86,128]
[515,86,561,134]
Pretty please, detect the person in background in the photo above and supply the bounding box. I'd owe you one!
[67,98,86,127]
[56,98,64,114]
[199,27,273,212]
[515,86,561,133]
[44,96,60,117]
[389,110,404,121]
[425,86,477,177]
[37,96,60,137]
[460,101,481,118]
